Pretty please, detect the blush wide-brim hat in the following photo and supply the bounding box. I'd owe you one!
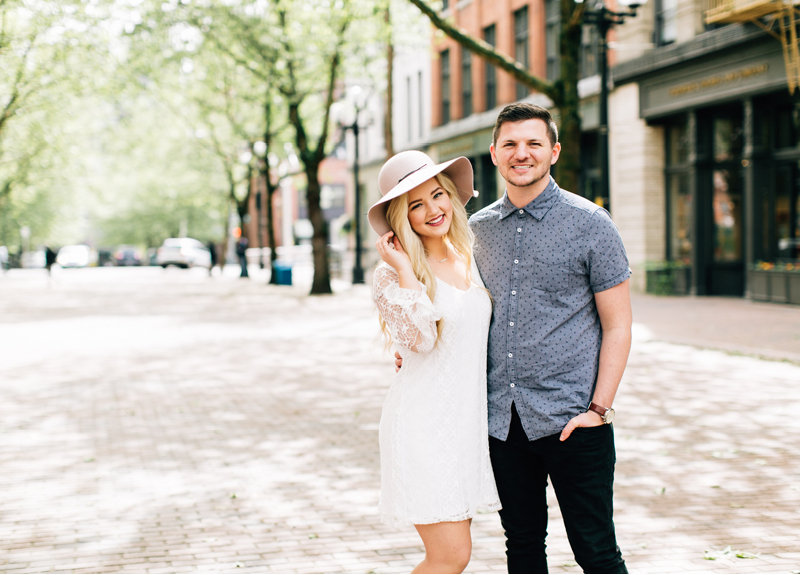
[368,150,478,236]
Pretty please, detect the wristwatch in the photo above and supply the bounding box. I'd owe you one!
[589,402,615,424]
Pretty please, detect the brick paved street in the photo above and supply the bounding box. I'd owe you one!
[1,266,799,574]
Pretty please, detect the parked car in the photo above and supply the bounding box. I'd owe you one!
[114,246,142,266]
[56,245,97,268]
[156,238,211,269]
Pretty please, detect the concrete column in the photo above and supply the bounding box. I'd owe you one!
[609,82,666,292]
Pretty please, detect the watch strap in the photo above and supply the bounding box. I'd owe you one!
[589,402,609,420]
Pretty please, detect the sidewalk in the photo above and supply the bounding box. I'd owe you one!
[631,293,800,364]
[0,268,799,573]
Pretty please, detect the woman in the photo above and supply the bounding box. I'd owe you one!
[368,151,500,574]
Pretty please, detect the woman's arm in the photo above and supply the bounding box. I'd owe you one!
[373,265,440,354]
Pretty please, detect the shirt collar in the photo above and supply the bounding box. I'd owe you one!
[498,177,560,221]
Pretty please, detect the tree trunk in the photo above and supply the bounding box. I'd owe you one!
[555,0,583,194]
[264,175,279,283]
[263,96,280,284]
[305,160,332,294]
[236,165,253,238]
[221,199,231,267]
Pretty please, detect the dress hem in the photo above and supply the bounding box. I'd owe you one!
[379,502,502,528]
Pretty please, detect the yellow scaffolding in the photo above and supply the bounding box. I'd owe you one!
[704,0,800,92]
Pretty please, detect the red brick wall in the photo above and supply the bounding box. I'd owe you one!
[431,0,547,126]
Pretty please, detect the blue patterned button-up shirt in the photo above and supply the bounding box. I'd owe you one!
[469,178,631,441]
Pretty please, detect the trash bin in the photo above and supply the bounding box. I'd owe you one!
[273,261,292,286]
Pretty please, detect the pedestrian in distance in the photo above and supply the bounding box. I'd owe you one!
[44,246,57,277]
[395,103,633,574]
[206,240,217,277]
[236,236,249,278]
[369,150,501,574]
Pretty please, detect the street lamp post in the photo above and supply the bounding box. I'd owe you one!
[256,191,265,269]
[339,87,370,285]
[580,0,646,214]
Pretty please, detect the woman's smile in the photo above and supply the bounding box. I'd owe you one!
[427,214,446,227]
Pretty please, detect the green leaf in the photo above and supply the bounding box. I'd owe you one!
[704,545,732,560]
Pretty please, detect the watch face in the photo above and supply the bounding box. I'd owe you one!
[604,408,615,424]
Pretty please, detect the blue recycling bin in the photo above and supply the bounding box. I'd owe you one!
[273,261,292,286]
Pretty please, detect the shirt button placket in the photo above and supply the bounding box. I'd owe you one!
[508,212,523,388]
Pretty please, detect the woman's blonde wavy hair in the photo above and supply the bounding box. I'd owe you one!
[378,172,477,348]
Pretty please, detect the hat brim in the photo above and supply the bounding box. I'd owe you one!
[367,156,478,236]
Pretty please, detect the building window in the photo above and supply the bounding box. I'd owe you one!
[666,122,692,263]
[461,48,472,117]
[579,25,599,79]
[545,0,560,82]
[441,49,451,124]
[764,103,800,262]
[655,0,678,46]
[406,76,412,143]
[418,70,424,138]
[484,24,497,110]
[321,184,346,211]
[514,7,529,100]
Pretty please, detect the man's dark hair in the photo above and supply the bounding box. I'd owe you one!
[492,103,559,147]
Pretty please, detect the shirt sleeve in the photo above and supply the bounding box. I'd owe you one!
[372,264,442,354]
[585,209,632,293]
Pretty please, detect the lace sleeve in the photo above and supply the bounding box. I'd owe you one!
[373,264,441,354]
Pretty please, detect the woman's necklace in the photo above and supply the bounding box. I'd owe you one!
[428,244,448,263]
[428,249,448,263]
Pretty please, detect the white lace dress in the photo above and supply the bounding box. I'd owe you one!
[372,262,501,527]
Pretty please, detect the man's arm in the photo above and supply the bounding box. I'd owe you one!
[560,279,632,441]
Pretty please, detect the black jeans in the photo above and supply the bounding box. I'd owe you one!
[489,405,627,574]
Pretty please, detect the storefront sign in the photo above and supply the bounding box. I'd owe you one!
[638,40,787,118]
[668,64,770,98]
[433,129,493,161]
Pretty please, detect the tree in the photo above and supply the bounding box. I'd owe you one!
[404,0,583,193]
[119,2,293,268]
[0,0,93,249]
[204,0,382,294]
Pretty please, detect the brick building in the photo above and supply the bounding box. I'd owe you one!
[425,0,605,214]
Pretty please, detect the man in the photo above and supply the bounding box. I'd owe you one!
[472,103,631,573]
[397,103,631,573]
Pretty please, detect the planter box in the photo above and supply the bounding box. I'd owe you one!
[750,270,771,301]
[646,266,691,296]
[749,270,800,304]
[672,267,691,295]
[771,271,790,303]
[790,273,800,305]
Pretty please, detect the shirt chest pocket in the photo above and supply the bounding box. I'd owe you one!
[531,257,574,293]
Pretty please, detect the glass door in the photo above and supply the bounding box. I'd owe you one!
[708,114,745,295]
